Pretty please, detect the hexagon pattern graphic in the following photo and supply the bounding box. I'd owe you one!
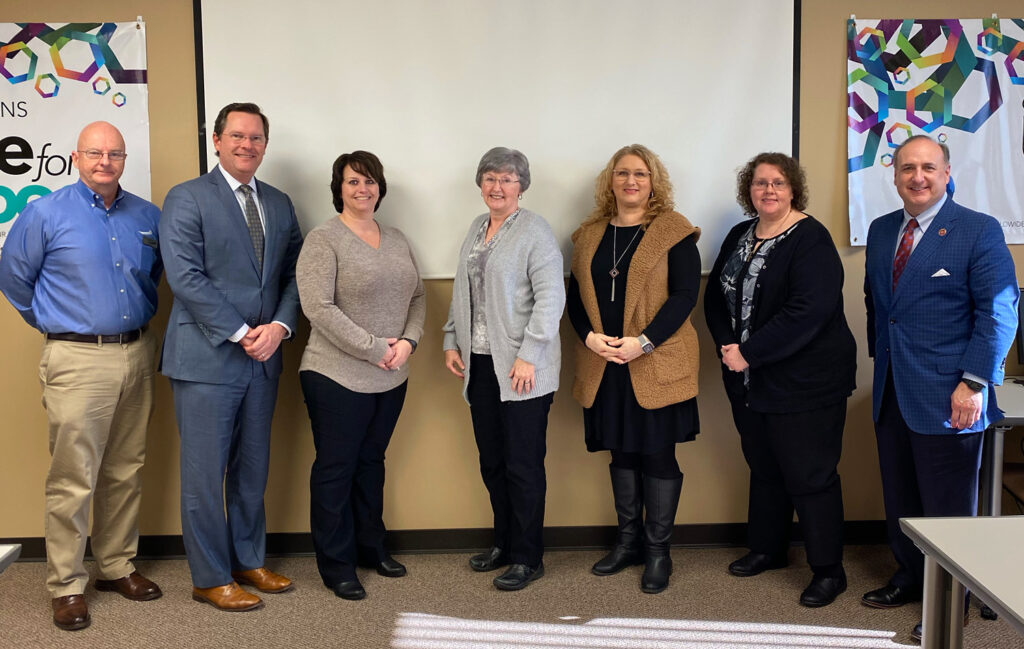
[847,17,1022,172]
[1,22,148,101]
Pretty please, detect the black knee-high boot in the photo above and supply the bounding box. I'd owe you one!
[641,474,682,594]
[592,466,644,576]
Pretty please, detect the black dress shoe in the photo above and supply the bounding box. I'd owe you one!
[861,583,921,609]
[331,579,366,601]
[728,552,788,577]
[374,557,407,578]
[469,547,509,573]
[493,563,544,591]
[799,572,847,607]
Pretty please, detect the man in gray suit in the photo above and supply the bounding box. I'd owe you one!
[159,102,303,611]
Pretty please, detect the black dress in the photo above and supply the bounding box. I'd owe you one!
[567,224,701,454]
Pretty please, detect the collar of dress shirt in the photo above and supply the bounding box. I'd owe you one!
[72,178,126,210]
[217,164,258,198]
[901,190,947,235]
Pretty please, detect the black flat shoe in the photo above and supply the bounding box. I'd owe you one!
[799,573,847,607]
[861,583,921,608]
[493,563,544,591]
[375,556,407,578]
[592,545,643,576]
[469,547,509,573]
[728,552,788,577]
[331,580,366,601]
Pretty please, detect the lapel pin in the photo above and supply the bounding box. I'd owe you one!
[938,228,947,236]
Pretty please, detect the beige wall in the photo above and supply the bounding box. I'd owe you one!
[2,0,1022,539]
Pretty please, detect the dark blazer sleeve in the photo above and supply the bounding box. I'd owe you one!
[739,223,846,369]
[703,222,745,351]
[160,182,247,344]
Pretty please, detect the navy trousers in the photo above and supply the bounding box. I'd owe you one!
[300,370,406,585]
[875,368,983,590]
[172,364,278,589]
[468,354,552,567]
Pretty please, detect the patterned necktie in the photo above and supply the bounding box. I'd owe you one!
[891,217,918,291]
[238,185,264,269]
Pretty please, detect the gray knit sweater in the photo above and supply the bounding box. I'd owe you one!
[298,216,425,393]
[443,208,565,403]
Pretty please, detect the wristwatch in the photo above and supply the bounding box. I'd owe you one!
[961,378,984,393]
[637,333,655,355]
[400,337,418,352]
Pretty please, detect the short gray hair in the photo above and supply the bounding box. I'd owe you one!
[475,147,531,192]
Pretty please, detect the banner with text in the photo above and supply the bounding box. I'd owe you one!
[847,18,1024,244]
[0,21,150,251]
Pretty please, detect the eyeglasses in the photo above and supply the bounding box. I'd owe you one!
[752,179,789,190]
[78,150,127,161]
[481,176,520,187]
[226,132,266,145]
[612,169,650,180]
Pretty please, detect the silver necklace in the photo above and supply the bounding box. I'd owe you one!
[609,224,642,302]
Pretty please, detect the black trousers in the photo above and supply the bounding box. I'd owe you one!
[468,354,552,567]
[300,370,407,584]
[875,368,982,589]
[729,396,846,569]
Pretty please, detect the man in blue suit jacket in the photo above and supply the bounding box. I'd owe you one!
[160,103,303,611]
[862,135,1018,640]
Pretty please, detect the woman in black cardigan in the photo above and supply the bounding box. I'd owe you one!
[704,152,856,608]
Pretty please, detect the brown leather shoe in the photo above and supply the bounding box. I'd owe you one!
[95,571,163,601]
[231,567,294,593]
[192,582,263,611]
[52,594,90,631]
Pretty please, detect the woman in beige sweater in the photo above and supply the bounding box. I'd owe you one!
[296,151,425,601]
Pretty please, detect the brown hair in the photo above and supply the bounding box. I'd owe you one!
[735,152,808,217]
[331,150,387,213]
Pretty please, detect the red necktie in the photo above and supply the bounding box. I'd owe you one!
[892,217,918,291]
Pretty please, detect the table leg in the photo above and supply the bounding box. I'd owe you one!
[979,426,1007,517]
[921,555,965,649]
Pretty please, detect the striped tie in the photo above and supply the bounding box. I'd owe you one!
[238,185,264,269]
[891,217,918,291]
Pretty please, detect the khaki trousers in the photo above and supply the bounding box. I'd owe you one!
[39,331,156,597]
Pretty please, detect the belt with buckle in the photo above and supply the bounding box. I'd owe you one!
[46,328,144,344]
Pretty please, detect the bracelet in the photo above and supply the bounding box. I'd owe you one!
[400,337,418,352]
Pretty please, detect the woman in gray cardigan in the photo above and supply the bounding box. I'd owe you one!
[443,147,565,591]
[297,151,425,601]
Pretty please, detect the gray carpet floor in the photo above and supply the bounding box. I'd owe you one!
[1,545,1021,649]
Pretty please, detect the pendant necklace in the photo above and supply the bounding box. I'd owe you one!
[609,224,642,302]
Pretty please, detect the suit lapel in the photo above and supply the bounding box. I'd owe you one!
[256,179,277,286]
[211,167,262,278]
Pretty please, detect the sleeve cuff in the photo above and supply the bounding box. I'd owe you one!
[228,323,249,343]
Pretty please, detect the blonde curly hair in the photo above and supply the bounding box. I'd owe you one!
[584,144,675,227]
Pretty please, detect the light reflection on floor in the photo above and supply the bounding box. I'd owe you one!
[392,613,916,648]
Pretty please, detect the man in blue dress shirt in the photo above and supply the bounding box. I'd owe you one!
[0,122,163,631]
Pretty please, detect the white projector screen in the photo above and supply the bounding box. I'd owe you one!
[199,0,795,277]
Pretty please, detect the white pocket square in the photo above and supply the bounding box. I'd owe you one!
[931,268,950,278]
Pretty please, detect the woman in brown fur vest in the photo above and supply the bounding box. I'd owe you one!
[567,144,701,594]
